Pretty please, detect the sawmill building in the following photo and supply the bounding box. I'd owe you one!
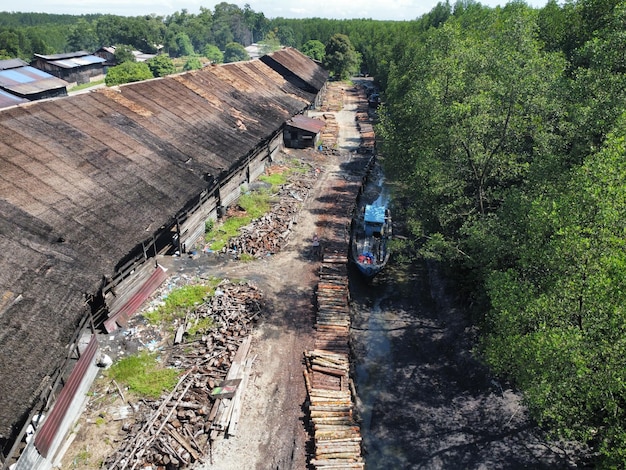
[0,47,328,469]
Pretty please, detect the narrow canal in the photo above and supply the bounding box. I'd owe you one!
[348,176,584,469]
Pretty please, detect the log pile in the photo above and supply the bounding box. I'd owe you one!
[105,280,262,469]
[228,162,318,257]
[320,84,344,112]
[301,81,381,469]
[303,257,364,469]
[320,113,339,154]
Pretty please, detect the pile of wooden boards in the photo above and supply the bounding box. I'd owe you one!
[104,280,262,469]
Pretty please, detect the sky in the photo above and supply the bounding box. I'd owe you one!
[9,0,550,22]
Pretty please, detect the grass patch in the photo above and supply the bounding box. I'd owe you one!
[288,158,312,174]
[144,280,220,325]
[187,316,215,337]
[258,172,287,191]
[69,79,105,92]
[238,252,256,262]
[205,191,273,250]
[107,352,179,399]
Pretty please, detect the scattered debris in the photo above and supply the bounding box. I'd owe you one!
[103,280,263,469]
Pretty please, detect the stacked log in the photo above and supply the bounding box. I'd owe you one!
[304,256,364,469]
[105,280,262,469]
[320,113,339,154]
[301,81,381,469]
[320,84,344,112]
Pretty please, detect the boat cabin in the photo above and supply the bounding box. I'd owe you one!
[363,204,387,238]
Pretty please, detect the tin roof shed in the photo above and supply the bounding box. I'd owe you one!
[286,115,325,133]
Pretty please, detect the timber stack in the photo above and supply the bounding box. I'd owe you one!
[303,82,371,469]
[104,280,261,469]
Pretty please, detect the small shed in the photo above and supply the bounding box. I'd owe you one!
[0,58,68,102]
[94,46,157,70]
[93,46,116,68]
[31,51,106,86]
[283,115,325,149]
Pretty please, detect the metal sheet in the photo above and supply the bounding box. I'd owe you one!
[34,335,98,458]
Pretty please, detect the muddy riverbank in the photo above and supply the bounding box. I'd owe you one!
[349,257,588,469]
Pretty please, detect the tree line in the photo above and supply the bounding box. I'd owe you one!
[376,1,626,467]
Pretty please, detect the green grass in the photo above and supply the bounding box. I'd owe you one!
[205,191,273,250]
[144,280,220,325]
[68,79,105,92]
[258,172,287,191]
[187,316,215,336]
[107,352,179,399]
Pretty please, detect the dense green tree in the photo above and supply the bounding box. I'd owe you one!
[323,33,359,80]
[259,30,281,54]
[183,56,203,70]
[146,54,175,77]
[168,32,195,57]
[300,39,325,61]
[212,22,234,50]
[243,4,269,42]
[105,61,153,85]
[484,116,626,468]
[0,30,20,57]
[114,44,136,63]
[223,42,249,63]
[203,44,223,63]
[380,9,565,272]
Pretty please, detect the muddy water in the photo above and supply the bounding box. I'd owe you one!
[349,261,585,469]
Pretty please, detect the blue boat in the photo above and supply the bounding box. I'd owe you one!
[350,203,392,278]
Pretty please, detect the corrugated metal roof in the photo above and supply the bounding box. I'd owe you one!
[50,55,106,69]
[260,47,328,93]
[33,335,98,458]
[0,66,68,97]
[0,58,29,71]
[0,89,28,108]
[0,49,327,442]
[33,51,91,61]
[287,115,325,133]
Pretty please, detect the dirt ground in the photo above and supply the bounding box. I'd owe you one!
[59,80,590,470]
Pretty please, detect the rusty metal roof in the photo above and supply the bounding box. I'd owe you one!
[0,65,68,97]
[0,49,327,442]
[260,47,329,93]
[287,115,326,133]
[0,89,28,108]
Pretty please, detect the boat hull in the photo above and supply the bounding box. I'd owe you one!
[349,205,391,279]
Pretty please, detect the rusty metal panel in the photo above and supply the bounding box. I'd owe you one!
[104,265,168,332]
[34,335,98,458]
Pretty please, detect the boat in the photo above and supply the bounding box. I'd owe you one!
[350,203,392,278]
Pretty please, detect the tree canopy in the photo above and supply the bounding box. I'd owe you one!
[105,61,153,85]
[323,33,359,80]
